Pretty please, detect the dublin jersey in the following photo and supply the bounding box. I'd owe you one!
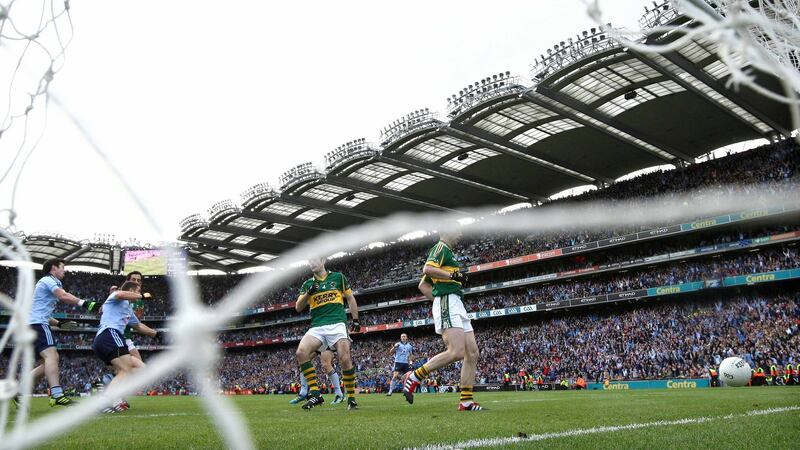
[394,342,413,363]
[96,292,140,336]
[29,275,62,325]
[299,271,352,328]
[425,241,463,297]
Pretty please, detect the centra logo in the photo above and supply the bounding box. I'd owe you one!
[746,273,776,283]
[691,219,717,229]
[603,383,629,390]
[656,286,681,294]
[667,380,697,389]
[738,209,768,220]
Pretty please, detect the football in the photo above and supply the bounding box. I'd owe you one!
[719,357,752,387]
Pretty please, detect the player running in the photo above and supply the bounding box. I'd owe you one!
[18,258,100,407]
[294,257,360,410]
[403,230,483,411]
[289,346,345,405]
[386,333,413,396]
[92,280,157,413]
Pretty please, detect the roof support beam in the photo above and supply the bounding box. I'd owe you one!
[325,175,466,213]
[182,235,290,255]
[279,193,379,221]
[377,154,540,202]
[443,125,605,184]
[657,51,791,137]
[530,88,693,163]
[384,133,539,200]
[208,223,303,245]
[237,210,335,233]
[188,243,267,267]
[63,245,94,263]
[628,50,767,136]
[188,253,235,273]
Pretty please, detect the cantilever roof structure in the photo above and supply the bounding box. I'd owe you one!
[6,2,794,273]
[0,233,120,271]
[178,1,793,272]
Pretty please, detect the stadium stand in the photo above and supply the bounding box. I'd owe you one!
[1,140,799,395]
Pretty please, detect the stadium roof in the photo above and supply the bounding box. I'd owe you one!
[5,2,795,273]
[0,233,119,271]
[179,1,794,272]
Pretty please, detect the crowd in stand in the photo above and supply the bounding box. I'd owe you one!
[3,289,797,394]
[2,141,795,319]
[1,141,799,395]
[215,243,799,339]
[1,228,797,349]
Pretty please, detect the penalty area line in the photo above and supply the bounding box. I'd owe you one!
[406,405,800,450]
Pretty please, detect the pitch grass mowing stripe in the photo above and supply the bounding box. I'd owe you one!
[407,405,800,450]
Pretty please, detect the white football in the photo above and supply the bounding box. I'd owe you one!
[719,356,751,387]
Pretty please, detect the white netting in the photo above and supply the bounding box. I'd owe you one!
[587,0,800,141]
[0,1,798,449]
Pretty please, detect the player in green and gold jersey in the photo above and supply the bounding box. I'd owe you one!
[295,257,360,410]
[403,229,483,411]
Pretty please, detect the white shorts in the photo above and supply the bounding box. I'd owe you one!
[125,338,137,352]
[304,322,349,350]
[432,293,472,335]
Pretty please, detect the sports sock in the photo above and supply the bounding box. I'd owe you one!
[342,368,356,400]
[50,385,64,398]
[298,374,309,397]
[329,371,343,396]
[411,364,430,382]
[459,385,473,404]
[389,378,396,392]
[299,361,320,396]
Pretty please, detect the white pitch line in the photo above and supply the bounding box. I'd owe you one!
[406,405,800,450]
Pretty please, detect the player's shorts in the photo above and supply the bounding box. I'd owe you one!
[393,362,411,373]
[305,322,349,350]
[93,328,129,365]
[31,323,56,355]
[432,293,472,335]
[125,338,137,352]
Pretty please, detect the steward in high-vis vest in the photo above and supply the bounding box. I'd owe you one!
[709,368,720,387]
[786,364,797,386]
[769,365,778,385]
[752,367,767,386]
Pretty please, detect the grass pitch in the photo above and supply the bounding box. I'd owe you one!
[10,387,800,449]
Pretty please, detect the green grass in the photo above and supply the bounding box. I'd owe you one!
[123,256,166,276]
[8,388,800,449]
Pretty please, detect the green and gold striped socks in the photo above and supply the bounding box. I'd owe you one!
[300,361,320,396]
[460,385,473,404]
[342,368,356,400]
[412,364,430,382]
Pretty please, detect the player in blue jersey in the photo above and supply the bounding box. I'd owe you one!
[92,280,157,413]
[386,333,413,396]
[18,258,100,408]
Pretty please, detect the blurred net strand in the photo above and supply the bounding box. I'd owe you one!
[0,1,253,447]
[2,186,797,449]
[0,0,73,228]
[0,228,35,442]
[586,0,800,142]
[1,1,799,449]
